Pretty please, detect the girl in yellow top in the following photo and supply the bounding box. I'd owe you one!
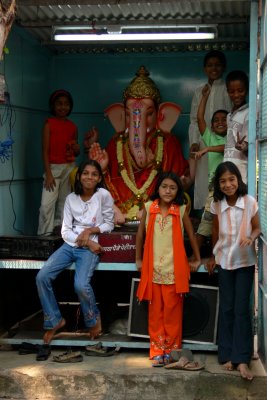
[136,171,201,367]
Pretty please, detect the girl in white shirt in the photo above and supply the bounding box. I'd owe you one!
[207,161,260,381]
[36,160,114,346]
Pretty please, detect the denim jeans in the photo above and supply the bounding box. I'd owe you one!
[218,265,254,364]
[36,242,99,330]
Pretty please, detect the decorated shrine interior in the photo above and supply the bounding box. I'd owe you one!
[0,0,253,348]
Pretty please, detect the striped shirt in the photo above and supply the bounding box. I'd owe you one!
[210,195,258,270]
[224,104,248,183]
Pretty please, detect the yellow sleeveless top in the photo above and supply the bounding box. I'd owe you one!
[145,201,186,285]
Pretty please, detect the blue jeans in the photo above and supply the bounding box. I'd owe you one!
[218,265,254,365]
[36,242,99,330]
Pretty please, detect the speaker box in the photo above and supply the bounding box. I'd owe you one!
[0,235,63,260]
[127,278,219,344]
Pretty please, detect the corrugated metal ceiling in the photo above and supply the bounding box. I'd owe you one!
[14,0,252,54]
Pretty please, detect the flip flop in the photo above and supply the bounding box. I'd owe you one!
[36,344,51,361]
[151,355,165,367]
[165,356,204,371]
[53,350,83,363]
[170,348,193,362]
[85,342,120,357]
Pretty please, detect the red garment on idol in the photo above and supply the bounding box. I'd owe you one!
[104,132,188,213]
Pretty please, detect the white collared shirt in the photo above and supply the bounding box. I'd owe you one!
[61,188,114,247]
[210,195,258,270]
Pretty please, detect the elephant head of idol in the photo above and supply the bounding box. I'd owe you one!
[105,66,181,169]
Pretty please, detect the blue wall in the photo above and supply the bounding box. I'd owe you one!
[0,25,249,235]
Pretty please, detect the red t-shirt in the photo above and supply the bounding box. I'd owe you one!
[47,117,77,163]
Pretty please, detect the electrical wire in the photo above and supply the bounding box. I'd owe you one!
[0,79,24,235]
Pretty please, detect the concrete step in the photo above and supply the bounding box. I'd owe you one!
[0,347,266,400]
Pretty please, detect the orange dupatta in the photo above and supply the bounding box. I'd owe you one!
[137,200,190,301]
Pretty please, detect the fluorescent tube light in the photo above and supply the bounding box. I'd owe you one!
[54,32,215,42]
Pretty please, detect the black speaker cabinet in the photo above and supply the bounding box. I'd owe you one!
[127,278,219,344]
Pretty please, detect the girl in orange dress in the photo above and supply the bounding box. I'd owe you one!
[136,171,201,367]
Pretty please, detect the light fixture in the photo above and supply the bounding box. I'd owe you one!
[54,32,215,42]
[53,24,217,42]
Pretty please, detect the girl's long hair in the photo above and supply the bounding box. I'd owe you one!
[213,161,247,201]
[151,171,184,205]
[74,159,105,195]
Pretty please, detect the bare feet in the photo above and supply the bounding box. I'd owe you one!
[237,363,254,381]
[223,361,234,371]
[43,318,66,344]
[88,316,102,339]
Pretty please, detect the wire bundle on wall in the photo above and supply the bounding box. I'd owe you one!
[0,76,23,234]
[0,87,15,163]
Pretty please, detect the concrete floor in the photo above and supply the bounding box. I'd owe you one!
[0,344,267,400]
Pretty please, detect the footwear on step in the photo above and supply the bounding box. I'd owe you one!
[18,342,40,355]
[170,348,193,362]
[53,350,83,363]
[85,342,120,357]
[165,356,204,371]
[151,355,164,367]
[36,344,51,361]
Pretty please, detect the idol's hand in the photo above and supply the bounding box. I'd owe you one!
[89,142,109,172]
[84,126,99,153]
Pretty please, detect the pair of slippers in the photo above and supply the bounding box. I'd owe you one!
[52,342,120,362]
[164,349,205,371]
[85,342,120,357]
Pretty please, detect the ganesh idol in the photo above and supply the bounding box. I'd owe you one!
[87,66,190,222]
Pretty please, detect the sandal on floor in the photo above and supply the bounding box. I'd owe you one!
[152,355,165,367]
[53,350,83,363]
[85,342,120,357]
[18,342,40,355]
[36,344,51,361]
[165,356,204,371]
[170,348,193,362]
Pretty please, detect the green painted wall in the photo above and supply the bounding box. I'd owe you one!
[0,25,249,235]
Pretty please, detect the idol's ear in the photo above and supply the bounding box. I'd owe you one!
[157,102,182,133]
[104,103,125,133]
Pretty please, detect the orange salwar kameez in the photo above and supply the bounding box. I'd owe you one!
[149,283,184,358]
[137,200,190,359]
